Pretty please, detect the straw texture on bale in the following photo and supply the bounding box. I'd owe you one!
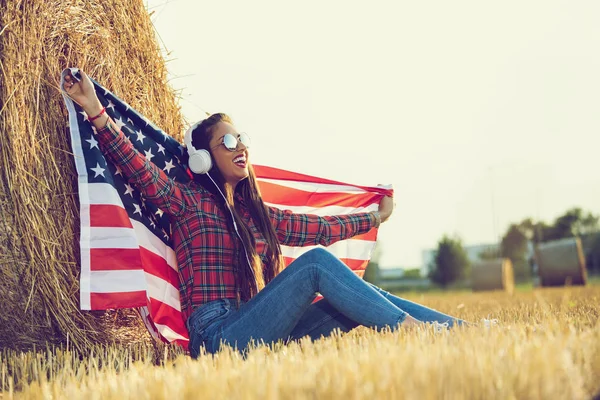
[0,0,185,351]
[471,258,514,294]
[535,237,587,287]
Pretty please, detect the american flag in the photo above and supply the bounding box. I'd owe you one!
[60,68,392,349]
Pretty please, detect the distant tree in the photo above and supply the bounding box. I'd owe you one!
[550,207,582,240]
[402,268,422,279]
[529,208,600,243]
[478,246,501,260]
[428,235,470,287]
[574,209,599,235]
[363,242,382,285]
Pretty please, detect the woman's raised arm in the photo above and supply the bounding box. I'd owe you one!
[267,194,393,247]
[63,70,187,217]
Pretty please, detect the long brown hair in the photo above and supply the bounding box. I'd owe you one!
[189,113,284,302]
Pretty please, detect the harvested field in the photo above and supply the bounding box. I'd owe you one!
[2,285,599,399]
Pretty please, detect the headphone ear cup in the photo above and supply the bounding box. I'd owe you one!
[188,149,212,174]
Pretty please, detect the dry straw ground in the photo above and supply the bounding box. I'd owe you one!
[2,285,598,400]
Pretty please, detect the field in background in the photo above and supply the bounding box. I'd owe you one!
[2,285,599,399]
[376,274,600,294]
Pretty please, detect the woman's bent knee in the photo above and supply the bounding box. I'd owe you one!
[305,248,339,265]
[286,248,346,282]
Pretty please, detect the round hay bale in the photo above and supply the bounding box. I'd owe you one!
[0,0,184,351]
[471,258,514,294]
[535,237,587,287]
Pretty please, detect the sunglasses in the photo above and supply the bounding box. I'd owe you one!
[211,132,251,152]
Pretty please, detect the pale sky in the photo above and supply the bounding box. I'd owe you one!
[144,0,600,268]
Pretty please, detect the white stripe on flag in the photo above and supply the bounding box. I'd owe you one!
[281,239,375,261]
[145,272,181,312]
[79,203,92,310]
[89,270,147,293]
[153,322,189,342]
[266,203,378,216]
[62,86,92,310]
[88,182,125,207]
[90,227,139,249]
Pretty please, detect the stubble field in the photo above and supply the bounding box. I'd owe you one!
[2,285,599,399]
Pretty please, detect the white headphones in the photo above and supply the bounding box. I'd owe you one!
[184,120,212,174]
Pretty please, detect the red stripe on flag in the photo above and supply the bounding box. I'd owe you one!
[139,246,180,287]
[254,164,394,197]
[259,181,379,208]
[147,297,188,336]
[90,204,133,228]
[339,258,370,272]
[90,248,142,271]
[90,291,147,309]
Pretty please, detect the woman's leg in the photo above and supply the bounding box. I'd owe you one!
[288,299,359,341]
[287,283,467,343]
[211,248,409,353]
[365,282,467,327]
[288,285,466,342]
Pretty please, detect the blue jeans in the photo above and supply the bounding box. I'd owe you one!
[186,248,464,357]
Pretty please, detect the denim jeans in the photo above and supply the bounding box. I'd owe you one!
[186,248,464,357]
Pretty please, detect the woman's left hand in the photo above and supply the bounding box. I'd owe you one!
[378,194,394,223]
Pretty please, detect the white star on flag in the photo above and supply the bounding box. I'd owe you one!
[144,149,155,162]
[157,143,165,155]
[127,117,133,125]
[163,159,175,174]
[134,129,145,144]
[123,183,135,197]
[155,209,164,218]
[133,203,142,216]
[115,165,123,176]
[115,117,126,130]
[79,111,89,122]
[86,135,99,150]
[106,100,115,111]
[90,163,105,178]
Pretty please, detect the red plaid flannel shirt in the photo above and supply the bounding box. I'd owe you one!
[96,122,376,320]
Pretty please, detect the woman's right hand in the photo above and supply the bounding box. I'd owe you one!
[62,69,102,114]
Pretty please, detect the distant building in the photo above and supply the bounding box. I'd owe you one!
[377,268,405,281]
[375,267,431,291]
